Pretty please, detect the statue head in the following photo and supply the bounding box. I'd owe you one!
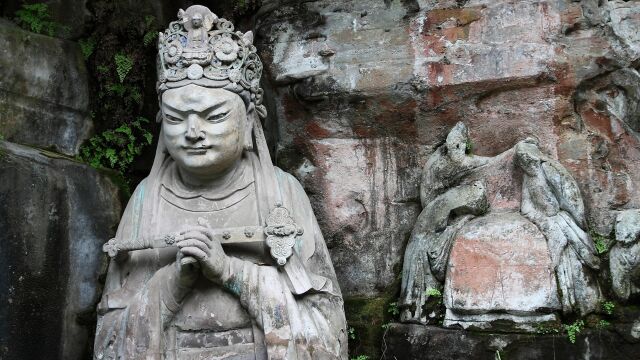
[156,5,268,181]
[515,138,543,176]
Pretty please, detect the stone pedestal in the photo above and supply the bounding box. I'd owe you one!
[444,212,560,331]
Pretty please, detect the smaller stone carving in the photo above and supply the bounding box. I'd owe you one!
[610,209,640,301]
[400,123,489,323]
[516,139,602,316]
[400,122,603,330]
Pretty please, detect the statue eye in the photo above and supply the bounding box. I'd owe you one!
[206,111,229,123]
[164,114,183,123]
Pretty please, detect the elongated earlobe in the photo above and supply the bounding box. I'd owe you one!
[244,106,255,152]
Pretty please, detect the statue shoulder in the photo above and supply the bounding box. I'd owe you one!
[273,167,307,199]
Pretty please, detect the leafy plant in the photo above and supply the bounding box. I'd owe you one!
[79,37,96,60]
[425,287,442,297]
[602,301,615,315]
[589,230,609,254]
[594,237,608,254]
[80,117,153,175]
[143,31,158,46]
[387,302,399,316]
[597,319,611,329]
[114,52,134,83]
[143,15,158,46]
[465,139,474,154]
[350,356,369,360]
[14,2,69,37]
[535,323,560,335]
[348,327,356,340]
[564,320,584,344]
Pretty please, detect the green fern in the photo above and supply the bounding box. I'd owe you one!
[114,52,134,83]
[79,37,96,60]
[564,320,584,344]
[143,31,158,46]
[14,3,68,37]
[602,301,615,315]
[80,117,153,175]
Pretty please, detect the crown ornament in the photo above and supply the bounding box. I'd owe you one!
[157,5,265,113]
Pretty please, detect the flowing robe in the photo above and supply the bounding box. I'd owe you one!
[94,155,347,359]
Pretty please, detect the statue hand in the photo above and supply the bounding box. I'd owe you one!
[177,226,229,283]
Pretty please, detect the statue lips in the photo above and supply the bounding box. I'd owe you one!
[182,144,212,155]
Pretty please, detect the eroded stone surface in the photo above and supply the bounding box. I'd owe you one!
[254,0,640,300]
[0,141,121,360]
[444,213,560,319]
[610,209,640,301]
[385,323,640,360]
[0,20,91,156]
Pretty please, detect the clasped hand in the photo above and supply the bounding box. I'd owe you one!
[175,225,229,285]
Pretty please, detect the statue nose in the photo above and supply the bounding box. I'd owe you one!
[185,116,204,141]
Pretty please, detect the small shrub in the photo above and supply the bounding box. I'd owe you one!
[348,327,356,340]
[564,320,584,344]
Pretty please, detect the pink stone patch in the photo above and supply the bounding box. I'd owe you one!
[445,212,560,314]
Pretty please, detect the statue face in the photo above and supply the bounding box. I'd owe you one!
[515,142,541,176]
[161,85,246,179]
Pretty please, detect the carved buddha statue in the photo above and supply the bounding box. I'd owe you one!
[94,6,347,359]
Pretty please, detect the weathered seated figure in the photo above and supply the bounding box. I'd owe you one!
[94,6,347,359]
[400,122,602,330]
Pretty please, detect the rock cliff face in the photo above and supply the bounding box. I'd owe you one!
[0,21,122,360]
[0,20,92,156]
[254,0,640,300]
[253,0,640,356]
[1,0,639,358]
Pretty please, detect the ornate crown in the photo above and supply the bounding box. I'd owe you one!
[157,6,265,115]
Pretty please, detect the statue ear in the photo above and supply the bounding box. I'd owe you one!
[243,31,254,46]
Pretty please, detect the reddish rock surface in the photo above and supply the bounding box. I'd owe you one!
[255,0,640,298]
[444,212,560,314]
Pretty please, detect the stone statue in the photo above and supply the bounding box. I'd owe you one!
[400,122,602,330]
[400,123,489,323]
[515,139,602,316]
[610,209,640,301]
[95,6,347,359]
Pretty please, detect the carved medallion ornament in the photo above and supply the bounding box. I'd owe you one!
[265,205,304,266]
[157,5,264,109]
